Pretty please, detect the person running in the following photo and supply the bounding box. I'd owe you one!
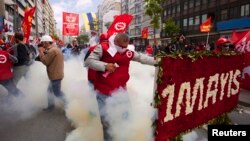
[38,35,65,110]
[0,46,21,97]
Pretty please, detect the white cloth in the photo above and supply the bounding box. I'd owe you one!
[107,34,117,57]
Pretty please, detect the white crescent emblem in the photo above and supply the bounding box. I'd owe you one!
[126,51,133,58]
[66,16,76,23]
[0,54,7,64]
[114,22,126,31]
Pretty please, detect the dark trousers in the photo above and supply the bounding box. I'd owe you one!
[0,78,21,96]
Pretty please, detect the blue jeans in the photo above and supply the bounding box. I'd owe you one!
[96,93,112,141]
[96,91,130,141]
[47,79,64,108]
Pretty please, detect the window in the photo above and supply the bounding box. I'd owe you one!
[230,7,238,18]
[241,4,250,17]
[168,8,171,15]
[201,14,207,22]
[202,0,207,4]
[221,9,228,20]
[183,18,187,26]
[164,10,167,16]
[196,0,201,6]
[189,17,194,26]
[176,20,180,26]
[177,5,180,12]
[172,6,176,14]
[189,0,194,8]
[195,16,200,25]
[184,1,188,10]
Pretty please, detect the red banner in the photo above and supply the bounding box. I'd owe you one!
[107,14,133,38]
[62,12,79,36]
[200,17,212,32]
[232,30,250,90]
[21,6,36,44]
[155,55,244,141]
[142,27,149,39]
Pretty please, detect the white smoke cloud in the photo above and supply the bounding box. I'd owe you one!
[0,62,48,125]
[0,51,208,141]
[63,55,157,141]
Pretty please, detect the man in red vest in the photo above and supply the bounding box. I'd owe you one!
[85,33,157,141]
[0,46,21,97]
[85,33,109,85]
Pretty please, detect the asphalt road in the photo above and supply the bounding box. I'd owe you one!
[0,109,73,141]
[0,90,249,141]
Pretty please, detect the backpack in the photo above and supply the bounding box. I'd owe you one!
[24,45,34,65]
[16,44,33,66]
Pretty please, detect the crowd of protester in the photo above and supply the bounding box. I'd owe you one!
[134,35,235,57]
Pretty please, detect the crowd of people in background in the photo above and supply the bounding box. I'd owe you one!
[0,31,238,141]
[135,35,235,56]
[0,32,236,98]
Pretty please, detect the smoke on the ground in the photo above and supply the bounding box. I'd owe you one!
[0,52,157,141]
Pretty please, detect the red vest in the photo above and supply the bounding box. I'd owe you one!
[94,43,134,95]
[0,50,14,80]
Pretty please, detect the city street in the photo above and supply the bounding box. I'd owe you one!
[0,89,249,141]
[1,0,250,141]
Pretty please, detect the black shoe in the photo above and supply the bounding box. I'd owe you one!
[43,105,55,111]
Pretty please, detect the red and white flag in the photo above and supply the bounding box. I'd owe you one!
[232,30,250,90]
[107,14,133,38]
[62,12,79,36]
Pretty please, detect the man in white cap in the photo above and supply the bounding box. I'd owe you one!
[38,35,65,110]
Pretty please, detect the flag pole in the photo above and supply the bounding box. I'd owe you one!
[206,32,210,49]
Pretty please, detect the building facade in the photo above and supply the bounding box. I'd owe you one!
[1,0,56,40]
[161,0,250,45]
[42,0,56,35]
[35,0,44,37]
[97,0,121,33]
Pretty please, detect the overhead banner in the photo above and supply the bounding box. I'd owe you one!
[62,12,79,36]
[155,55,243,141]
[232,30,250,90]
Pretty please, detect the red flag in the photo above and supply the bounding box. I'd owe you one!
[232,30,250,90]
[62,12,79,36]
[234,30,250,53]
[141,27,149,39]
[200,17,212,32]
[232,30,249,45]
[107,14,133,37]
[21,6,36,44]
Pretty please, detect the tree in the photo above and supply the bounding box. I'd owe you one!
[164,17,180,39]
[145,0,162,45]
[77,34,89,44]
[104,22,112,29]
[51,32,59,40]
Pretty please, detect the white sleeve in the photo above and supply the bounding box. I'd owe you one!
[84,45,107,72]
[132,51,157,66]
